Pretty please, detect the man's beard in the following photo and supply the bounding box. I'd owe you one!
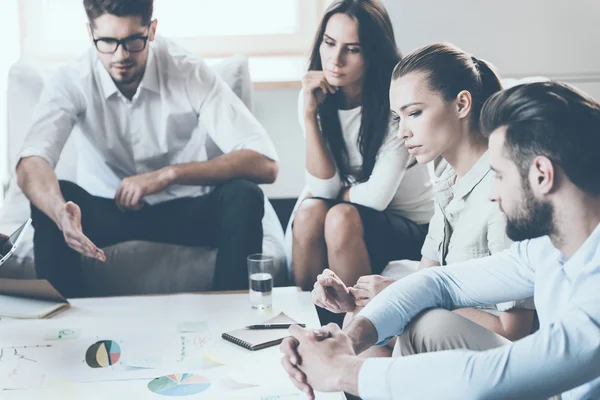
[505,180,554,242]
[111,68,142,86]
[109,60,144,86]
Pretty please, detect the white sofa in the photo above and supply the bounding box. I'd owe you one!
[0,55,287,296]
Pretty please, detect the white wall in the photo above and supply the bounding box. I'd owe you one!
[255,90,306,199]
[386,0,600,78]
[0,0,21,204]
[260,0,600,199]
[386,0,600,100]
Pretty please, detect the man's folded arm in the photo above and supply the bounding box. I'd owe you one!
[357,298,600,399]
[358,241,536,345]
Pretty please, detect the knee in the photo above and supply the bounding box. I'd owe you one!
[403,308,453,345]
[58,180,80,195]
[324,204,364,250]
[218,179,264,210]
[292,199,329,242]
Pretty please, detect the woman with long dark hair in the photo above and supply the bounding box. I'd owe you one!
[292,0,434,290]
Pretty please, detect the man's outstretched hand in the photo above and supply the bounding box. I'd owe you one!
[58,201,105,261]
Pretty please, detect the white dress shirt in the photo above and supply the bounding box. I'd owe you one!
[19,36,278,204]
[298,91,434,225]
[357,222,600,400]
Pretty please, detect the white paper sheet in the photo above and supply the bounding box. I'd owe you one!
[0,320,216,388]
[0,367,248,399]
[1,371,345,400]
[0,289,342,398]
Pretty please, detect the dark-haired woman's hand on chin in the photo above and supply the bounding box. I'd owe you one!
[302,71,338,117]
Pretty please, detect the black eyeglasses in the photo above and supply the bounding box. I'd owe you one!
[92,25,151,54]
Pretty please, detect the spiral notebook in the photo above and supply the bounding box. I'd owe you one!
[221,312,301,351]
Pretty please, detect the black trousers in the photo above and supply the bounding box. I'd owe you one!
[30,179,264,297]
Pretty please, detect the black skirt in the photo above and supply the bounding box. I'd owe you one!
[307,197,428,274]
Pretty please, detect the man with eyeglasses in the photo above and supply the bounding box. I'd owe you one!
[16,0,280,298]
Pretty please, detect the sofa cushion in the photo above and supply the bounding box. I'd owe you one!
[0,54,286,293]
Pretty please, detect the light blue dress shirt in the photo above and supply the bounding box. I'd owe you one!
[357,222,600,400]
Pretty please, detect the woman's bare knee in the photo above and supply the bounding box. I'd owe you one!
[324,204,364,251]
[293,199,330,241]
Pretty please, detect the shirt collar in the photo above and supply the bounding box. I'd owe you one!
[433,151,492,208]
[452,151,492,201]
[96,57,119,100]
[95,44,159,100]
[561,221,600,280]
[433,165,455,194]
[138,45,159,94]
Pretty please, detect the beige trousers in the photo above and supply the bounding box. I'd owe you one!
[392,308,561,400]
[393,308,510,356]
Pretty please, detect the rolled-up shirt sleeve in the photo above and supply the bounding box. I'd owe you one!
[188,60,278,162]
[356,253,600,399]
[304,170,342,199]
[18,68,85,170]
[348,133,410,211]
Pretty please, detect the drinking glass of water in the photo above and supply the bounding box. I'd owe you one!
[247,253,274,309]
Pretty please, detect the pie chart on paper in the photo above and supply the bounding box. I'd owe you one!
[148,373,211,396]
[85,340,121,368]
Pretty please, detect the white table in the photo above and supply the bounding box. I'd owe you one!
[0,287,345,399]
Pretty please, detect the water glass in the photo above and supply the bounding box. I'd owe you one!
[247,253,274,309]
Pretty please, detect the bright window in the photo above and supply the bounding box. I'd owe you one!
[19,0,327,59]
[158,0,300,37]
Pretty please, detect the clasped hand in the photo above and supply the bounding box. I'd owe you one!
[280,323,357,399]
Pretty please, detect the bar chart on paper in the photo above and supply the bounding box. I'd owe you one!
[147,373,211,396]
